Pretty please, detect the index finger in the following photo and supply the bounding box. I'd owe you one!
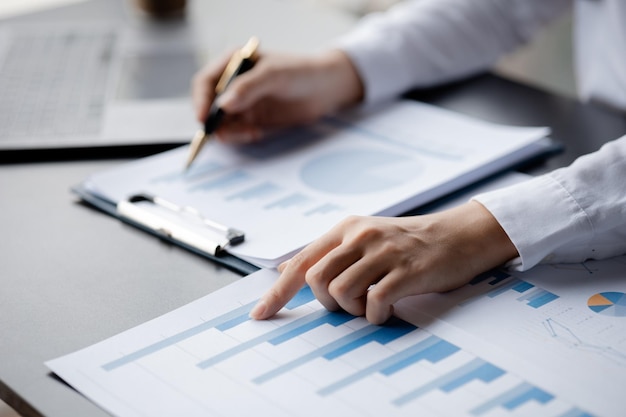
[249,231,343,320]
[248,264,306,320]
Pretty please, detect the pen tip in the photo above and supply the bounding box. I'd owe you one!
[185,129,207,171]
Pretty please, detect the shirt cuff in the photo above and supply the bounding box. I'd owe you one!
[472,174,593,271]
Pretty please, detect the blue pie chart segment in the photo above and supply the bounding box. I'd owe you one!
[300,149,421,194]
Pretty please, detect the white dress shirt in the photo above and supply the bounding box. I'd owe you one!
[337,0,626,270]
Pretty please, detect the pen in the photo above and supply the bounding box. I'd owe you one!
[185,36,260,169]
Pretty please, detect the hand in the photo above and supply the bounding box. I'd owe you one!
[250,201,519,325]
[191,49,364,144]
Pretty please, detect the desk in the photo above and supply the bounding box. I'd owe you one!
[1,4,626,417]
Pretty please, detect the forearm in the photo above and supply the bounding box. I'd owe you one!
[336,0,571,103]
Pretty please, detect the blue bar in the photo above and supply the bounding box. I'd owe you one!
[393,358,504,406]
[268,311,354,345]
[527,291,559,308]
[471,382,553,415]
[487,279,521,298]
[215,313,250,331]
[380,340,459,375]
[103,286,316,371]
[516,287,542,302]
[253,318,416,384]
[440,362,504,392]
[304,203,342,216]
[324,318,416,360]
[253,325,381,384]
[318,336,451,396]
[102,300,257,371]
[284,286,316,310]
[488,270,511,285]
[264,193,310,209]
[558,408,596,417]
[503,386,553,409]
[197,310,352,369]
[190,170,250,191]
[216,286,315,332]
[512,281,534,293]
[226,182,280,201]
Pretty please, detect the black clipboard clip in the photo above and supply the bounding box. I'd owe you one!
[117,193,244,256]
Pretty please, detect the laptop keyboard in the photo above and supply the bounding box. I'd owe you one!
[0,27,117,141]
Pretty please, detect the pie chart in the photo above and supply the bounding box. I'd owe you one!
[587,292,626,317]
[300,149,421,194]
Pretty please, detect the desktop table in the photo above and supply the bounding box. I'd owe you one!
[1,3,625,417]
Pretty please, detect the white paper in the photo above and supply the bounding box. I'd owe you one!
[86,100,549,267]
[47,254,626,417]
[395,256,626,417]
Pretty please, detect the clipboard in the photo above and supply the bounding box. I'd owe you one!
[72,100,560,274]
[72,184,260,276]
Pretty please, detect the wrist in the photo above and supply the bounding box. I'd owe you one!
[315,49,364,112]
[425,201,518,280]
[456,201,519,271]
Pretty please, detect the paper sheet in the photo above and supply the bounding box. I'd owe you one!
[395,256,626,417]
[85,100,549,267]
[47,253,626,417]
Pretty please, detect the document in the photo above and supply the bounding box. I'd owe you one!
[82,100,549,267]
[47,255,626,417]
[396,256,626,417]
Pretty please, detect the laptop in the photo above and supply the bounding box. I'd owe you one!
[0,21,199,153]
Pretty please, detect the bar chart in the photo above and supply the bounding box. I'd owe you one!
[466,269,559,309]
[404,257,626,417]
[48,270,596,417]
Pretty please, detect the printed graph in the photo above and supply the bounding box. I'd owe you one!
[587,292,626,317]
[189,170,251,192]
[300,149,421,194]
[542,318,626,367]
[77,281,593,417]
[150,161,225,183]
[465,270,559,309]
[225,182,282,201]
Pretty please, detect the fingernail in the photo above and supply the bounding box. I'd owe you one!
[249,299,267,320]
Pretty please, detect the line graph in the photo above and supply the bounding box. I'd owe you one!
[542,318,626,367]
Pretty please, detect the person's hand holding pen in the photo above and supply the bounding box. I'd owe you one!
[191,40,519,325]
[191,45,364,145]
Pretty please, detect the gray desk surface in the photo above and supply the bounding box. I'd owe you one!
[1,2,626,417]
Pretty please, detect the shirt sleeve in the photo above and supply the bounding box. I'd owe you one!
[335,0,571,104]
[472,135,626,270]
